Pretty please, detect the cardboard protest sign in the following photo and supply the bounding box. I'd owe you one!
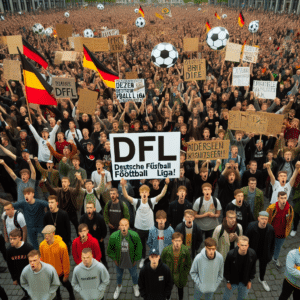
[6,35,23,54]
[55,24,73,39]
[119,29,128,35]
[61,51,77,61]
[186,140,230,161]
[74,37,82,52]
[108,35,125,53]
[3,59,21,81]
[54,51,63,65]
[225,42,242,62]
[68,37,75,49]
[115,79,145,103]
[77,89,98,115]
[75,37,109,52]
[93,38,109,52]
[229,111,284,136]
[101,29,119,38]
[253,81,278,100]
[125,72,138,79]
[232,67,250,86]
[110,132,181,180]
[0,36,7,46]
[183,38,199,52]
[52,77,77,99]
[242,45,259,63]
[184,59,206,81]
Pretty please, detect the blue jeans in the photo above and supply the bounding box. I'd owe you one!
[116,264,138,285]
[274,238,285,260]
[194,286,214,300]
[222,282,250,300]
[27,227,43,250]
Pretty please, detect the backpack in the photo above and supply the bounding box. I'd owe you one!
[65,129,81,139]
[4,210,22,233]
[219,224,240,239]
[197,196,218,214]
[107,200,126,218]
[136,199,153,211]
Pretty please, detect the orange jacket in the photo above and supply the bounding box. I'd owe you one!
[39,235,70,278]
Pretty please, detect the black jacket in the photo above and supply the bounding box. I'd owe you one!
[245,221,275,263]
[167,199,192,229]
[224,247,257,286]
[175,221,202,259]
[138,258,174,300]
[79,212,107,241]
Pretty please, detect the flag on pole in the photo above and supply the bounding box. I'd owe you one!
[139,6,144,18]
[205,20,211,33]
[238,12,245,27]
[215,12,221,20]
[22,38,48,69]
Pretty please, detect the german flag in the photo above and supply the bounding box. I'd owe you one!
[82,45,119,89]
[238,12,245,27]
[18,48,57,106]
[215,12,221,20]
[22,38,48,69]
[139,6,144,18]
[205,20,211,33]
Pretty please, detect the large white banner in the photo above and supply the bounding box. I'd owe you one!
[115,79,146,103]
[253,81,278,99]
[232,67,250,86]
[110,132,181,180]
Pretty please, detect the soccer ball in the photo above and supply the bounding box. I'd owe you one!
[206,27,229,51]
[32,23,44,35]
[136,17,145,28]
[44,27,53,36]
[198,8,201,11]
[248,20,259,33]
[97,4,104,10]
[222,14,227,19]
[135,8,139,13]
[64,12,69,17]
[84,29,94,38]
[0,16,4,21]
[18,11,22,15]
[151,43,178,68]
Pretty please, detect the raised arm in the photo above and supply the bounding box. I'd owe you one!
[26,119,41,143]
[266,162,276,186]
[156,178,170,202]
[95,171,107,196]
[120,178,134,204]
[27,159,36,180]
[0,144,17,161]
[0,159,17,180]
[289,161,300,187]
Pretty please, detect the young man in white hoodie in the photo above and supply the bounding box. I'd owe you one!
[190,238,223,300]
[71,247,110,300]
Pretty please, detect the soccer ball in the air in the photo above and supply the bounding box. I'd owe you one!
[32,23,44,34]
[206,27,229,50]
[151,43,178,68]
[248,20,259,33]
[84,29,94,38]
[222,14,227,19]
[44,27,53,36]
[64,12,69,17]
[136,17,145,28]
[135,8,139,13]
[97,4,104,10]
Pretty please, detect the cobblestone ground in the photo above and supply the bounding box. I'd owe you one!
[0,185,298,300]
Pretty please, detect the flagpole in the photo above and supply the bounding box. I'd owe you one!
[25,90,32,124]
[117,53,120,77]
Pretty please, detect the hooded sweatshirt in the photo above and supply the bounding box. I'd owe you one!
[71,258,110,300]
[190,248,224,293]
[39,235,70,278]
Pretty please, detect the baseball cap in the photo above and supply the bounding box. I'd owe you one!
[42,128,49,132]
[259,211,269,217]
[149,248,160,256]
[22,149,29,153]
[42,225,56,234]
[20,129,27,133]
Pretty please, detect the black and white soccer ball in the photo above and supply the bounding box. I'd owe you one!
[135,17,145,28]
[135,8,139,13]
[248,20,259,33]
[44,27,53,36]
[97,4,104,10]
[64,12,69,18]
[222,14,227,19]
[206,27,229,51]
[83,29,94,38]
[32,23,44,35]
[151,43,178,68]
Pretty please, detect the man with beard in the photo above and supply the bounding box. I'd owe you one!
[80,202,108,269]
[0,187,49,250]
[43,195,71,252]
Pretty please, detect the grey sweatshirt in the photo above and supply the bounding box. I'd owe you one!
[71,258,110,300]
[20,261,60,300]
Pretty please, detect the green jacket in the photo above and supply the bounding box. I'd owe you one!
[241,186,264,220]
[107,230,142,264]
[161,244,191,288]
[103,200,130,225]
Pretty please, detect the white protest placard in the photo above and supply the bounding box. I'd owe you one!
[110,132,181,180]
[232,67,250,86]
[253,81,278,99]
[101,29,119,38]
[242,45,259,63]
[115,79,146,103]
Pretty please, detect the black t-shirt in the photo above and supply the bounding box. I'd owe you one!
[237,252,247,280]
[257,227,267,258]
[173,202,185,229]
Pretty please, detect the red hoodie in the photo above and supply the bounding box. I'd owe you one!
[272,202,290,238]
[72,233,102,265]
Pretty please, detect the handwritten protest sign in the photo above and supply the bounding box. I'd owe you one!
[3,59,21,81]
[55,24,73,39]
[115,79,145,103]
[54,51,63,65]
[76,37,109,52]
[52,77,77,99]
[6,35,23,54]
[110,132,180,180]
[225,42,242,62]
[68,37,75,49]
[101,29,119,38]
[229,111,284,136]
[77,89,98,115]
[232,67,250,86]
[61,51,77,61]
[184,59,206,81]
[242,45,259,63]
[108,35,125,53]
[253,81,278,100]
[186,140,230,161]
[183,38,199,52]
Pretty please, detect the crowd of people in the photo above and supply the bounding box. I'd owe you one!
[1,3,300,300]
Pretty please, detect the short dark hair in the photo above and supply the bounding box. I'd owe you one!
[28,250,40,258]
[9,229,22,238]
[204,237,217,248]
[81,248,92,255]
[248,177,257,183]
[78,223,88,232]
[23,187,34,195]
[278,191,287,198]
[48,195,58,202]
[172,232,183,241]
